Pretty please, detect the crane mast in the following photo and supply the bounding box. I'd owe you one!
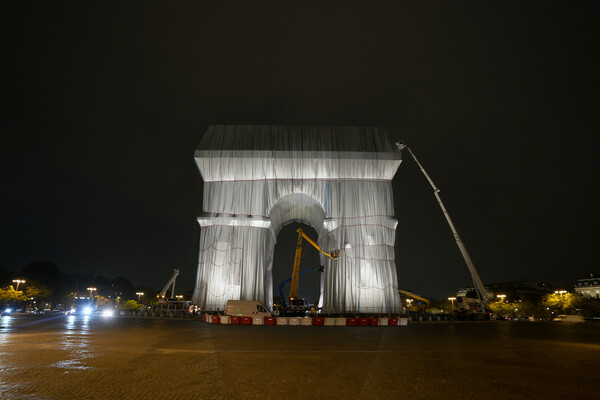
[289,228,340,300]
[397,143,491,308]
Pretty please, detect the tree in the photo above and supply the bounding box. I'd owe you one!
[542,292,577,315]
[119,299,140,311]
[25,281,52,302]
[0,285,28,306]
[573,295,600,318]
[489,300,519,318]
[111,276,136,300]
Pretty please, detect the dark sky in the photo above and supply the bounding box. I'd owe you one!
[1,1,598,300]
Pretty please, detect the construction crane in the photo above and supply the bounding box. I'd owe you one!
[287,228,341,311]
[396,142,491,311]
[158,268,179,303]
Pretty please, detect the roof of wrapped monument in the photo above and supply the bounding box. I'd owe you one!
[194,125,402,182]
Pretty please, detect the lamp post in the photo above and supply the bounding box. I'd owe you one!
[448,297,456,311]
[496,294,506,302]
[176,295,183,301]
[87,287,97,298]
[12,279,25,291]
[136,292,144,303]
[554,290,568,312]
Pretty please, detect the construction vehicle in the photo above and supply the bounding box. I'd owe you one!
[283,228,341,316]
[278,265,325,313]
[154,269,189,317]
[396,142,492,318]
[157,268,179,304]
[398,289,431,312]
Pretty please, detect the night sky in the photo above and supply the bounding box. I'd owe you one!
[1,2,598,301]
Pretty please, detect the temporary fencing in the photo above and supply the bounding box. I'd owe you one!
[200,313,409,327]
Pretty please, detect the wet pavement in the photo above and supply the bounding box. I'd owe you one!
[1,314,599,399]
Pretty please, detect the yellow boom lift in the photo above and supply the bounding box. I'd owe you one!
[287,228,341,313]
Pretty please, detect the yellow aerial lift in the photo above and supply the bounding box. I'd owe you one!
[287,228,341,314]
[398,289,431,312]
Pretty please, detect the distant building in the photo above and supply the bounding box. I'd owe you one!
[575,274,600,298]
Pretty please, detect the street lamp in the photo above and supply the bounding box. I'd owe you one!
[12,279,25,291]
[496,294,506,302]
[87,287,97,298]
[136,292,144,303]
[176,295,183,301]
[448,297,456,310]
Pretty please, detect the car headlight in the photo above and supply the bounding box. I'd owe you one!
[101,309,114,317]
[82,306,93,315]
[4,308,11,314]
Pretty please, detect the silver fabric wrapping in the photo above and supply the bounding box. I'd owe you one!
[193,126,402,313]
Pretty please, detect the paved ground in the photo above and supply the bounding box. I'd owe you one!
[1,314,599,399]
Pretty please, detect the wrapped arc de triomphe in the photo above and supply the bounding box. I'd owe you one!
[192,125,403,314]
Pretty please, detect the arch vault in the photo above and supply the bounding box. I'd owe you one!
[192,125,403,313]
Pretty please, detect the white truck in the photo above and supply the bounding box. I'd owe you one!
[225,300,272,318]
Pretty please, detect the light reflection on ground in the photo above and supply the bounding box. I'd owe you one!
[57,315,92,371]
[0,315,598,399]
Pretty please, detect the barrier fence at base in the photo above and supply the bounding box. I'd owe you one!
[200,314,410,327]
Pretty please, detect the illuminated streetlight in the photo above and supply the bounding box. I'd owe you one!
[448,297,456,310]
[87,287,97,298]
[496,294,506,302]
[176,295,183,301]
[12,279,25,291]
[136,292,144,303]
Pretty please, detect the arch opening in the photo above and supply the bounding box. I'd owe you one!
[271,222,322,310]
[264,193,326,310]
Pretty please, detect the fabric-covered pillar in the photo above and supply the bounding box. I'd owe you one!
[192,217,274,312]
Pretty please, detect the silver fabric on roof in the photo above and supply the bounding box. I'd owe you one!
[193,125,402,314]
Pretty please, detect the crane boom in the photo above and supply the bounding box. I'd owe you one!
[398,289,431,308]
[160,268,180,299]
[289,228,340,299]
[397,143,491,306]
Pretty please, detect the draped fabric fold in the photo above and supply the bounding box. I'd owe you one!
[193,126,402,313]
